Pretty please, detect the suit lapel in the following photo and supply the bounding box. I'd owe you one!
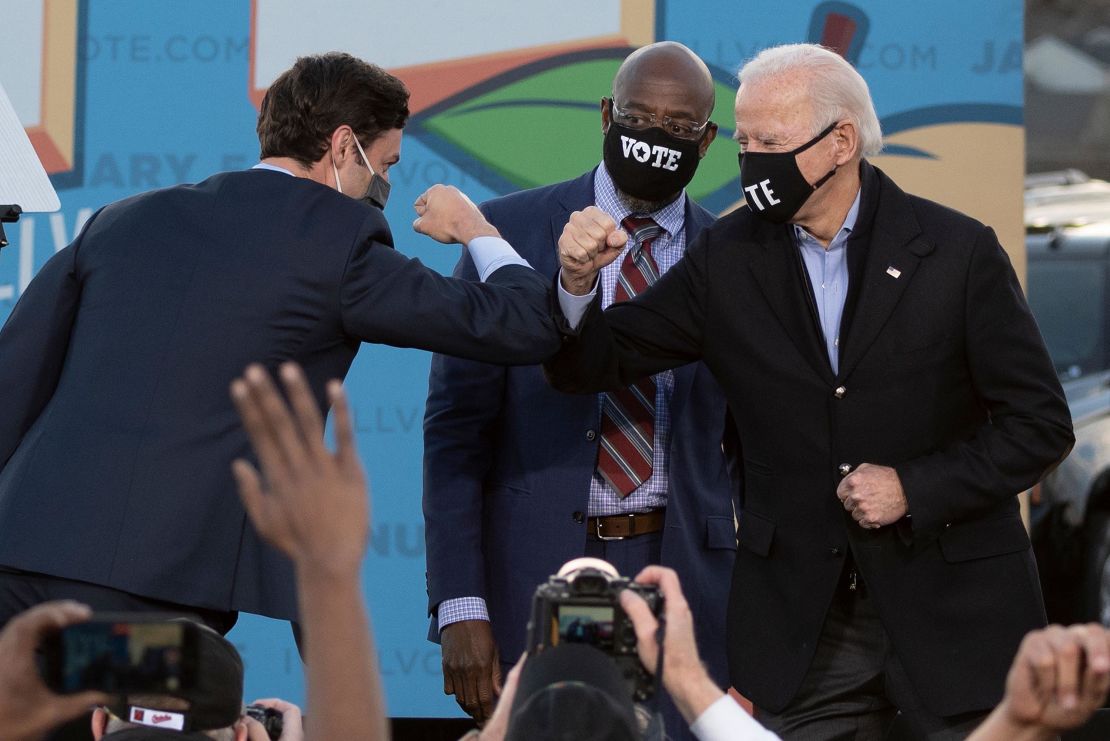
[837,164,935,380]
[749,222,836,383]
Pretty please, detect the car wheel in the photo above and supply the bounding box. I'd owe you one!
[1083,510,1110,625]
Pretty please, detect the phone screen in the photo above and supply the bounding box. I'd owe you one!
[44,617,197,694]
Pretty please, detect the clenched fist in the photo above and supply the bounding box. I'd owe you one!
[558,207,629,295]
[413,184,500,244]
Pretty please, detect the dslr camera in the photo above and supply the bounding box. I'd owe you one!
[525,558,663,701]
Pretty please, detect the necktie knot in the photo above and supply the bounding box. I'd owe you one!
[621,215,663,253]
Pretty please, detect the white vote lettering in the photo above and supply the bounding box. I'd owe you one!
[620,136,681,170]
[621,135,636,158]
[650,145,668,168]
[759,179,780,206]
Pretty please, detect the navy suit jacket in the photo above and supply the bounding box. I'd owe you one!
[0,168,559,620]
[423,169,739,688]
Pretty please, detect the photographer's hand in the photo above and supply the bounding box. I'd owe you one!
[243,698,303,741]
[0,601,110,741]
[620,566,723,724]
[968,624,1110,741]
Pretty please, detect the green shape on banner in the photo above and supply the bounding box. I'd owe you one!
[419,57,740,205]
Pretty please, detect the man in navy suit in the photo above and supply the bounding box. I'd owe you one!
[423,42,739,738]
[0,53,563,635]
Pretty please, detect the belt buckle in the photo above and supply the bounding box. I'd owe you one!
[595,517,626,541]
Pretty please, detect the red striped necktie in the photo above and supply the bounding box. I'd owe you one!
[596,215,663,498]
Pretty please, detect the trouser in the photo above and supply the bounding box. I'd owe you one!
[754,564,987,741]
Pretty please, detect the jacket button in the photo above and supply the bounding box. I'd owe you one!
[838,463,852,476]
[586,429,596,441]
[830,547,842,556]
[834,385,847,399]
[573,511,585,524]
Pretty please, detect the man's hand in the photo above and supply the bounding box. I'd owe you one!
[836,463,908,529]
[230,363,368,577]
[558,207,628,295]
[413,185,500,244]
[471,653,525,741]
[0,601,110,741]
[620,565,724,724]
[243,698,305,741]
[441,620,502,725]
[970,624,1110,741]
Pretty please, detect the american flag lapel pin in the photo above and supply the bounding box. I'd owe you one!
[886,266,902,279]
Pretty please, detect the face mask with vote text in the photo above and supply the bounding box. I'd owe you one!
[603,120,702,203]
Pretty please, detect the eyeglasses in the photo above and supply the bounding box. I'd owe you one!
[608,98,711,141]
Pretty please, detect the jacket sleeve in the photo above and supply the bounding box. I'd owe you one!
[339,213,561,365]
[544,231,710,392]
[0,216,94,467]
[422,245,508,615]
[896,226,1075,533]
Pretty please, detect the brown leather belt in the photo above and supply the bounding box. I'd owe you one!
[587,509,665,540]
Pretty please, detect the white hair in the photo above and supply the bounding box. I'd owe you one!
[737,43,883,157]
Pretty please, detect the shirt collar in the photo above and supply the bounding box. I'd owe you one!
[594,162,685,239]
[252,162,295,176]
[792,186,862,247]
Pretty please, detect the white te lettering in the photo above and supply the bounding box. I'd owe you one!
[759,179,780,206]
[663,150,681,171]
[743,183,764,210]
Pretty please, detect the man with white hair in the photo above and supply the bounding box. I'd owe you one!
[545,43,1074,738]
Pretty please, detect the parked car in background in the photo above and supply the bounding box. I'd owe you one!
[1025,172,1110,625]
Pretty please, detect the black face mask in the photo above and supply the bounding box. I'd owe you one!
[603,117,703,203]
[738,122,838,224]
[360,172,390,210]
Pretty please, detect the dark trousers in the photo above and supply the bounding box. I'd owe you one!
[0,566,238,634]
[754,569,987,741]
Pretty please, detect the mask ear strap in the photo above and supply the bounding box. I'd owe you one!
[792,121,838,155]
[811,165,838,190]
[330,156,343,194]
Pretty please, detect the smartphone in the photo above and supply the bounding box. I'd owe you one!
[40,613,199,695]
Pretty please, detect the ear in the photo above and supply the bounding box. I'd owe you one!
[90,708,108,740]
[600,97,611,134]
[698,121,719,158]
[833,120,859,165]
[328,124,355,166]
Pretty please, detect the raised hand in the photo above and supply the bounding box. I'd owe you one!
[413,184,500,244]
[558,207,628,295]
[230,363,368,577]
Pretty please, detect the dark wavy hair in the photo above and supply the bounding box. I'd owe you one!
[257,52,410,167]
